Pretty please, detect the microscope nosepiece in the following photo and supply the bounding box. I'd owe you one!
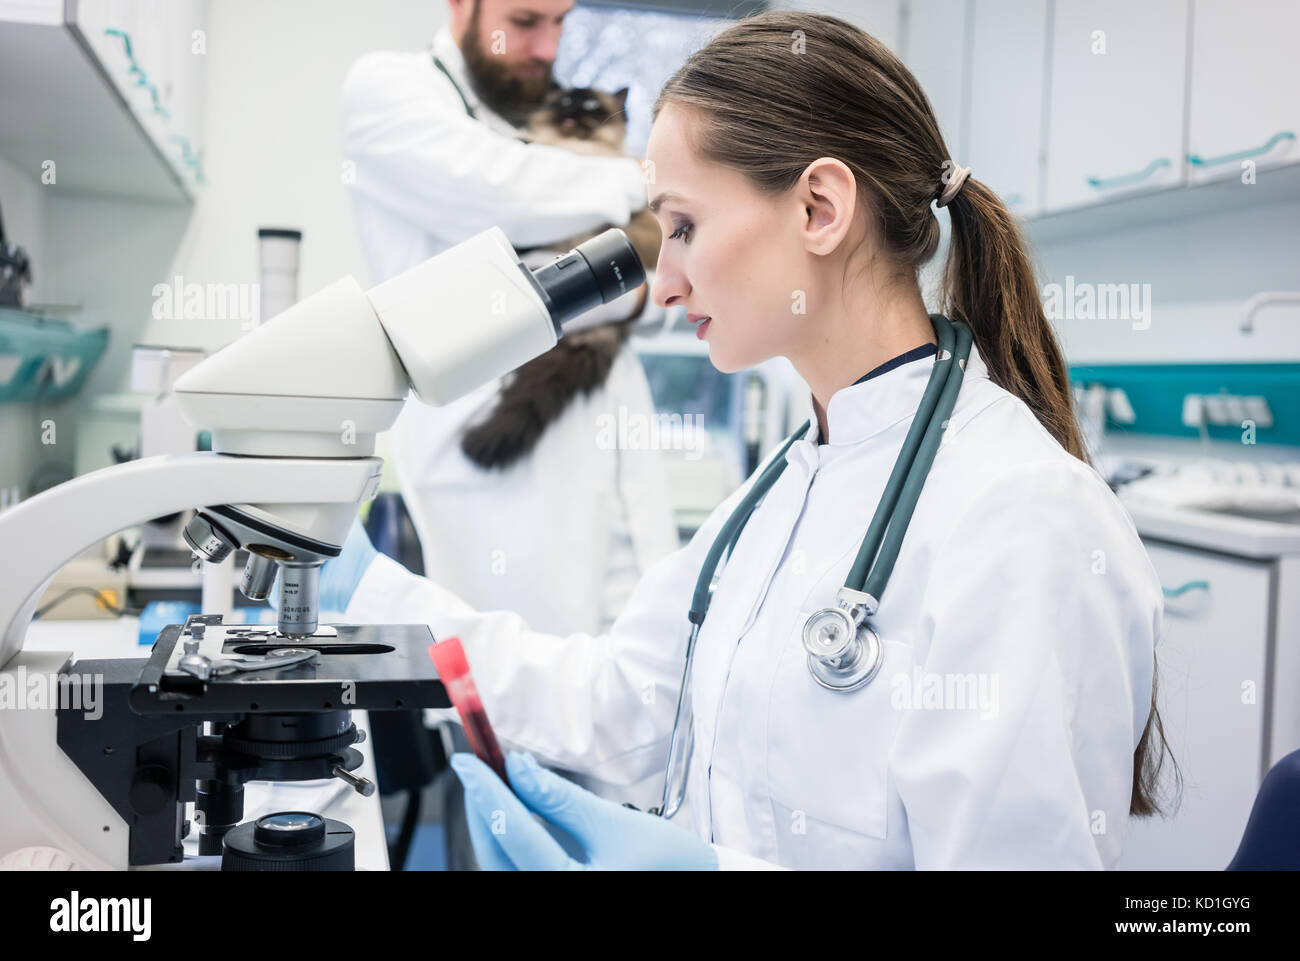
[183,513,237,563]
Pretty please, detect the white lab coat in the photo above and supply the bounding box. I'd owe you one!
[341,25,648,284]
[340,26,677,638]
[386,347,680,638]
[340,27,680,809]
[342,342,1164,870]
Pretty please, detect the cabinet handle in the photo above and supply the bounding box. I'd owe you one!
[1086,158,1172,190]
[150,83,170,120]
[103,27,133,59]
[170,136,205,184]
[1188,131,1296,168]
[1162,579,1209,598]
[104,28,148,87]
[170,135,196,164]
[105,28,174,122]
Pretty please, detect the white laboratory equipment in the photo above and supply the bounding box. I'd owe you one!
[0,226,645,870]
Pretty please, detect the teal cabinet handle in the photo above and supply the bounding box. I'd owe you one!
[1188,131,1296,167]
[169,136,205,184]
[150,83,169,119]
[104,28,148,85]
[103,27,133,58]
[103,27,196,184]
[170,135,195,163]
[1163,579,1210,599]
[1087,157,1172,190]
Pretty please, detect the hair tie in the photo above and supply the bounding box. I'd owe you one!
[936,163,971,208]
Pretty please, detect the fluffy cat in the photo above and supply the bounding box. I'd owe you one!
[522,86,661,269]
[460,86,659,472]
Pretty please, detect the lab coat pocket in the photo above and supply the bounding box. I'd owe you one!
[765,612,909,841]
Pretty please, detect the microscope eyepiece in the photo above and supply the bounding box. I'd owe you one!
[528,228,646,331]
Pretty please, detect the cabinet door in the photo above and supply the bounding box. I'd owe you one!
[803,0,905,54]
[156,0,206,171]
[0,0,62,24]
[73,0,205,187]
[967,0,1049,217]
[1186,0,1300,184]
[901,0,971,162]
[1043,0,1189,212]
[1118,541,1272,870]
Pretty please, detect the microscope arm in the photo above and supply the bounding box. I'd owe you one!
[0,452,380,669]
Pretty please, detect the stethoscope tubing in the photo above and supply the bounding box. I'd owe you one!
[659,315,974,818]
[859,316,973,602]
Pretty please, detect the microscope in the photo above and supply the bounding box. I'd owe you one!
[0,226,644,870]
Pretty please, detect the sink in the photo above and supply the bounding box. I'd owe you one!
[1194,504,1300,526]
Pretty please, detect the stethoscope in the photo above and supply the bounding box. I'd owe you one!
[655,313,974,819]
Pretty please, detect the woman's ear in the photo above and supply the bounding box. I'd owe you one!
[797,157,857,256]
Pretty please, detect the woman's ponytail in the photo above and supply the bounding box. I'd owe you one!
[940,177,1178,818]
[940,179,1088,462]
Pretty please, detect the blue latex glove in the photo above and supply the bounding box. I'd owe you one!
[268,517,378,615]
[450,751,718,871]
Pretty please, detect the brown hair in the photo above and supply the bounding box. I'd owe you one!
[654,10,1177,818]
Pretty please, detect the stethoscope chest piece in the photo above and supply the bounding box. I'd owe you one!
[801,605,883,692]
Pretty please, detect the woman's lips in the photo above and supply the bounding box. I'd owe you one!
[688,313,711,340]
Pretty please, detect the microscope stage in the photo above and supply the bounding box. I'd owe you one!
[125,621,452,715]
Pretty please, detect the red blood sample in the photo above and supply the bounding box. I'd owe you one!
[428,636,509,785]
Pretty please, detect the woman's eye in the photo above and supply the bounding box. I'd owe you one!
[669,224,692,243]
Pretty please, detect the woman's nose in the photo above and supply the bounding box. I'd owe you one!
[650,266,686,310]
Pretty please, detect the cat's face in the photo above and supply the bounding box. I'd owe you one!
[533,86,629,140]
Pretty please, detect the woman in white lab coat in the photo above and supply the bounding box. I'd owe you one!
[340,11,1174,869]
[340,10,682,817]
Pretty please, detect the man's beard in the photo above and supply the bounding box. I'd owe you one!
[460,7,556,126]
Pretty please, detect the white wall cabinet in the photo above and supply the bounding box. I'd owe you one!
[801,0,904,51]
[1043,0,1190,213]
[966,0,1049,217]
[834,0,1298,223]
[1185,0,1300,185]
[900,0,971,164]
[0,1,205,202]
[73,0,208,191]
[1118,539,1272,870]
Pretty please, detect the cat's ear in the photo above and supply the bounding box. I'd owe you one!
[613,87,630,110]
